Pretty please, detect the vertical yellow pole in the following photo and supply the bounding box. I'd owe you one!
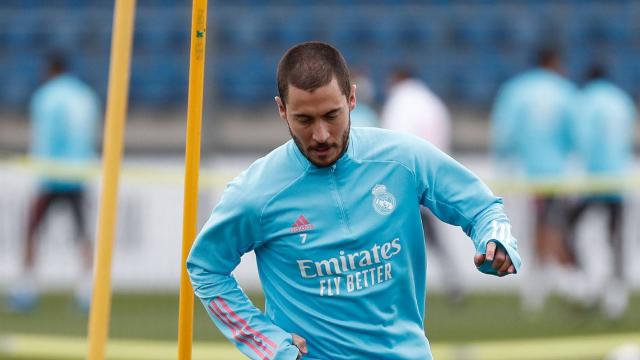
[178,0,208,359]
[86,0,136,359]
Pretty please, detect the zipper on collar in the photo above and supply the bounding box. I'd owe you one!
[329,165,351,233]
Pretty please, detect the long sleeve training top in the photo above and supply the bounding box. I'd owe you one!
[188,127,521,360]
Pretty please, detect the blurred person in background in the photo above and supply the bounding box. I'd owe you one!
[565,64,636,320]
[6,53,100,313]
[188,41,521,360]
[381,68,450,152]
[381,67,464,302]
[491,47,577,311]
[349,70,379,127]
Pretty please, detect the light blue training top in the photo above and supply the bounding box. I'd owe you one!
[30,74,100,192]
[491,69,577,178]
[573,79,636,176]
[188,127,521,360]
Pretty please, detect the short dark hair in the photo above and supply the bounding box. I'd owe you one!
[391,67,415,83]
[586,64,607,81]
[277,41,351,105]
[536,46,560,68]
[47,52,68,74]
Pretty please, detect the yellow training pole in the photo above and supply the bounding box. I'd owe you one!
[178,0,208,359]
[86,0,136,359]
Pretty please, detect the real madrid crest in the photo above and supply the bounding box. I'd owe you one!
[371,184,396,216]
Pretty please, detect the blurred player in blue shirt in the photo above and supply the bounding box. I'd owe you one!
[349,71,379,128]
[491,48,576,310]
[565,65,636,319]
[188,42,521,360]
[491,48,576,177]
[7,54,100,312]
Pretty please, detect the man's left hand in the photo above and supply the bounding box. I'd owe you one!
[474,241,515,276]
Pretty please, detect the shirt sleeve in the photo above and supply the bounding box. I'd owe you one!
[411,138,522,276]
[187,179,300,360]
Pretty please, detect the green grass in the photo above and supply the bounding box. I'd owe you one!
[1,292,639,359]
[1,292,638,343]
[424,292,640,342]
[0,292,223,343]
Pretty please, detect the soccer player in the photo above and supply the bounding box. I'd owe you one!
[566,65,636,319]
[491,47,576,311]
[6,54,100,312]
[188,41,521,360]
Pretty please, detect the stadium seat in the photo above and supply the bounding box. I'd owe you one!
[212,9,264,50]
[261,11,325,50]
[0,55,42,109]
[326,9,376,49]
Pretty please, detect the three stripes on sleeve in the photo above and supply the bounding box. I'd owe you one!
[207,297,278,360]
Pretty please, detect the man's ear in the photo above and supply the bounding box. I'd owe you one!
[275,96,287,122]
[348,84,357,111]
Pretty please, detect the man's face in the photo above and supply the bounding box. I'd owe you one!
[276,78,356,167]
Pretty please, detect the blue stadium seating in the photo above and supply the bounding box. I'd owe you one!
[1,1,639,110]
[0,55,42,108]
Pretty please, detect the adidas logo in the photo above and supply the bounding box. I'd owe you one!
[290,215,314,233]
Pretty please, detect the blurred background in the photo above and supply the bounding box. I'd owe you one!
[0,1,639,359]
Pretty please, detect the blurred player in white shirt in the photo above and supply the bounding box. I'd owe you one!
[381,68,451,152]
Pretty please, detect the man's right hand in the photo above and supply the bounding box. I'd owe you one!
[292,333,308,359]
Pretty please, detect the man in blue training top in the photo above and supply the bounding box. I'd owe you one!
[491,47,575,311]
[7,54,100,313]
[188,41,521,360]
[566,64,636,319]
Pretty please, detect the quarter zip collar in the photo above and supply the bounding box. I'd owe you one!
[288,130,356,173]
